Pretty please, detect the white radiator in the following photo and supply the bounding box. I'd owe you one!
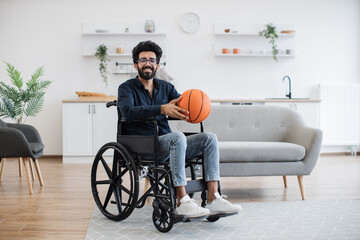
[319,84,360,151]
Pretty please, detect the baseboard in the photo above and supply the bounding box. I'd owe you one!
[42,155,62,159]
[320,152,359,156]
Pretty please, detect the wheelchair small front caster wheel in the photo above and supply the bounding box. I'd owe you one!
[152,205,174,232]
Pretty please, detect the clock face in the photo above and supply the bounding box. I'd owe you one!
[179,12,200,33]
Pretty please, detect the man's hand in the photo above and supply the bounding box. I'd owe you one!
[160,97,189,120]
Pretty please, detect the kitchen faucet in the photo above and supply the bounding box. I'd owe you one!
[282,75,292,99]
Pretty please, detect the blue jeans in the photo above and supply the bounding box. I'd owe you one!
[158,132,220,187]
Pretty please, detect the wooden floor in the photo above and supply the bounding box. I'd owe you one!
[0,155,359,239]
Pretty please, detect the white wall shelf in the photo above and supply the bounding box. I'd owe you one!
[82,22,167,57]
[213,22,296,58]
[215,53,295,57]
[83,33,166,36]
[214,33,296,37]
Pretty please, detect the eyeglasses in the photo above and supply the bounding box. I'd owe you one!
[137,58,157,65]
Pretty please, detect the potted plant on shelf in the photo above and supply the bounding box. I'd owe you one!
[0,62,52,124]
[259,22,279,62]
[95,44,110,86]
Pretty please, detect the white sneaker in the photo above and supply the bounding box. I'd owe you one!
[205,192,242,215]
[175,195,210,218]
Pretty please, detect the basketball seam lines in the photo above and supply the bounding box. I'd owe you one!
[188,89,193,122]
[193,90,203,123]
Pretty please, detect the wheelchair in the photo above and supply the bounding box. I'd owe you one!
[90,100,236,232]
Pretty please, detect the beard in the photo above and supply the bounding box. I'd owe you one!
[138,65,157,80]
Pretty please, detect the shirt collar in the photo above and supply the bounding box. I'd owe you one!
[134,76,160,89]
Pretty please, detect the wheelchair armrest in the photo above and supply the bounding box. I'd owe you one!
[106,100,117,108]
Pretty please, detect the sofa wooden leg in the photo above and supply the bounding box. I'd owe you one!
[0,158,5,181]
[34,159,44,186]
[18,157,23,177]
[297,175,306,200]
[283,176,287,188]
[23,157,33,194]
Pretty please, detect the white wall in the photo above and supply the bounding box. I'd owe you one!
[0,0,359,155]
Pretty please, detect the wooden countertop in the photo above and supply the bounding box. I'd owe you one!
[62,97,117,103]
[62,97,321,103]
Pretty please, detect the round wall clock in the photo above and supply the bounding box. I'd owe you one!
[179,11,200,33]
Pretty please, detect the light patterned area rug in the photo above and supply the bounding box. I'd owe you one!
[85,200,360,240]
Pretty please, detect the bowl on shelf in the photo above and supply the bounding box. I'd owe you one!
[280,30,296,34]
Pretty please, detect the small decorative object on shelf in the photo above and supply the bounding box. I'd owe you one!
[125,27,129,33]
[95,29,109,33]
[95,44,110,86]
[116,45,124,54]
[145,20,155,33]
[280,30,296,34]
[259,22,279,62]
[222,48,230,54]
[224,28,230,33]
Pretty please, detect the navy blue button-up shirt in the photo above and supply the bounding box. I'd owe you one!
[117,77,181,136]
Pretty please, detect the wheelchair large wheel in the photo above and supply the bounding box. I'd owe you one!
[91,142,139,221]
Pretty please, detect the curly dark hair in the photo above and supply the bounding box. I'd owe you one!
[132,40,162,64]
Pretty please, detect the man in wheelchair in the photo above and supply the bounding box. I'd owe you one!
[117,40,241,219]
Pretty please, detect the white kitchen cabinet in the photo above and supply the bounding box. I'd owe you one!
[265,101,320,128]
[62,102,117,163]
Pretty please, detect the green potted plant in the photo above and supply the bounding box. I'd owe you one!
[259,22,279,62]
[0,62,52,124]
[95,44,110,86]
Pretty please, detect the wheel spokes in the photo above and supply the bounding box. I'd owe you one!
[100,157,112,178]
[113,184,123,213]
[96,180,111,185]
[103,185,113,209]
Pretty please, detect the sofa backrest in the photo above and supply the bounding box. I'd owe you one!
[169,105,305,142]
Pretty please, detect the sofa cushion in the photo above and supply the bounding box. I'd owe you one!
[218,141,305,163]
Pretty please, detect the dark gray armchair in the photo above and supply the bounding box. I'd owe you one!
[0,119,44,194]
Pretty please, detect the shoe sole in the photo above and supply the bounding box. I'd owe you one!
[207,209,240,215]
[175,212,210,219]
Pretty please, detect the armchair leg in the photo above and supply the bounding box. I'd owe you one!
[282,176,287,188]
[18,158,23,177]
[23,157,33,194]
[33,159,44,186]
[0,158,5,181]
[29,159,35,182]
[297,175,306,200]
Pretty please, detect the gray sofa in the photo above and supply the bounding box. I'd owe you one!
[169,105,323,200]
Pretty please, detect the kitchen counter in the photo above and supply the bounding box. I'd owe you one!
[63,97,321,103]
[211,99,321,103]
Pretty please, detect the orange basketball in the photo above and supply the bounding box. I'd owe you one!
[178,89,211,123]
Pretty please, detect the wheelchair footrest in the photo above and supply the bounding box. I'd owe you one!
[207,212,238,221]
[173,214,207,223]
